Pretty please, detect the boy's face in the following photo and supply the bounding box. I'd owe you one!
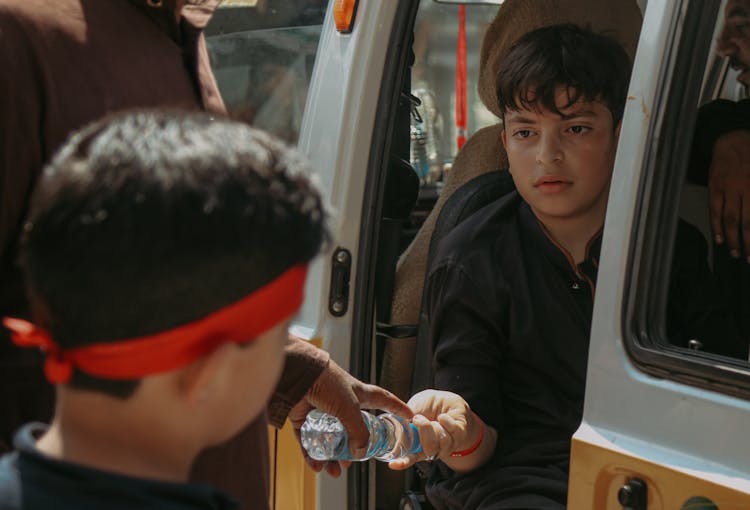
[210,320,289,443]
[502,86,620,228]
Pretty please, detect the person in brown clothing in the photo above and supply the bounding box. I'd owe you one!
[0,1,410,508]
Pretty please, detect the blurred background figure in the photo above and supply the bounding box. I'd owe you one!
[716,0,750,96]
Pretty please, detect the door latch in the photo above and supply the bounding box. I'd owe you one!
[618,477,647,510]
[328,248,351,317]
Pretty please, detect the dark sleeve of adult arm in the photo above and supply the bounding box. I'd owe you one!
[267,336,330,428]
[667,221,748,359]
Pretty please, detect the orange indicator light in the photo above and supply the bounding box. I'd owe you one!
[334,0,358,33]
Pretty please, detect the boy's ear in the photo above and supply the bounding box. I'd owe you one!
[501,128,508,149]
[178,342,236,405]
[614,121,622,142]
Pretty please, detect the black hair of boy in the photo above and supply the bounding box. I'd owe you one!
[21,110,330,398]
[496,23,632,125]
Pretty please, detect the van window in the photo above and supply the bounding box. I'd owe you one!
[204,1,330,144]
[627,0,750,394]
[405,2,500,237]
[410,2,500,185]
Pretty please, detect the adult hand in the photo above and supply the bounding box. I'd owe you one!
[288,359,412,477]
[708,130,750,261]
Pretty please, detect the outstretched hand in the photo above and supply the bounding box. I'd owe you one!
[388,389,496,474]
[288,359,412,477]
[708,130,750,260]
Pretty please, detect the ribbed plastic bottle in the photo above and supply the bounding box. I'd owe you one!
[300,409,422,461]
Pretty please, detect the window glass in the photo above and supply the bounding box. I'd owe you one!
[402,2,500,238]
[205,0,330,144]
[410,2,500,185]
[636,0,750,376]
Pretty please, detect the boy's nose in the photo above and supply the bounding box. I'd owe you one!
[536,134,563,165]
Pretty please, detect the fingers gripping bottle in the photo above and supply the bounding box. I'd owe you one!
[301,409,422,461]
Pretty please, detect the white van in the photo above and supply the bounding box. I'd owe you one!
[206,1,750,508]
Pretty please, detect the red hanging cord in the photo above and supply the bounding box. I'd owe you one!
[455,4,468,151]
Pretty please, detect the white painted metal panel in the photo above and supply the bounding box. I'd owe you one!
[578,0,750,483]
[293,2,400,509]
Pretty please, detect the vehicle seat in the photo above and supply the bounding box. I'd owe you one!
[379,125,507,400]
[383,0,644,401]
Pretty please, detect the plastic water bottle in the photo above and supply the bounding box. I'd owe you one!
[300,409,422,461]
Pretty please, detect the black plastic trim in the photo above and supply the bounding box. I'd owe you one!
[623,0,750,400]
[337,0,361,34]
[347,1,420,509]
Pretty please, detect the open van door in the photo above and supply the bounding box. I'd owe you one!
[207,2,414,509]
[569,0,750,508]
[206,1,508,508]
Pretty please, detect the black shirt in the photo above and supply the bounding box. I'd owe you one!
[688,98,750,342]
[0,424,238,510]
[688,98,750,187]
[423,192,741,510]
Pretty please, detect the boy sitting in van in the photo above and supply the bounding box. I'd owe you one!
[0,110,330,509]
[389,24,742,509]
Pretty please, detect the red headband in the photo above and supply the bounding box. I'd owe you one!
[3,265,308,384]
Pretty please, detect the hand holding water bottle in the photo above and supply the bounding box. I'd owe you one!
[288,359,412,477]
[301,409,422,462]
[388,389,497,474]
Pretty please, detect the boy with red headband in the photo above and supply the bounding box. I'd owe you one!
[0,110,333,509]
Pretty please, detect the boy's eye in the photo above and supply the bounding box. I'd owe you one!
[513,129,533,139]
[568,125,591,134]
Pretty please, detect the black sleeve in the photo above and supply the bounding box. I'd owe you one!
[687,98,750,186]
[426,261,507,431]
[667,221,747,359]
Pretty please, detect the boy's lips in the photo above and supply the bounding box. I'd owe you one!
[534,175,572,194]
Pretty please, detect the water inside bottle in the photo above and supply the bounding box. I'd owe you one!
[301,409,349,460]
[372,414,421,461]
[301,410,422,462]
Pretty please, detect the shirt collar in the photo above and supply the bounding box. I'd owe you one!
[518,201,603,277]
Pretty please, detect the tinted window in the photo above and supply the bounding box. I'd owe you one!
[628,0,750,394]
[205,0,330,144]
[410,2,500,184]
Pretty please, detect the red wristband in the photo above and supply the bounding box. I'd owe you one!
[450,414,484,457]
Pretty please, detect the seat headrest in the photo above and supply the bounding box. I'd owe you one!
[478,0,643,118]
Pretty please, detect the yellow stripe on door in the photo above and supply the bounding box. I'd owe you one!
[569,433,750,509]
[268,337,323,510]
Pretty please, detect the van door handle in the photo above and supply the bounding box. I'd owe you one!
[618,478,647,510]
[329,248,351,317]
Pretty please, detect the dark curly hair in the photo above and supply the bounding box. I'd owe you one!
[21,110,330,397]
[496,23,632,126]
